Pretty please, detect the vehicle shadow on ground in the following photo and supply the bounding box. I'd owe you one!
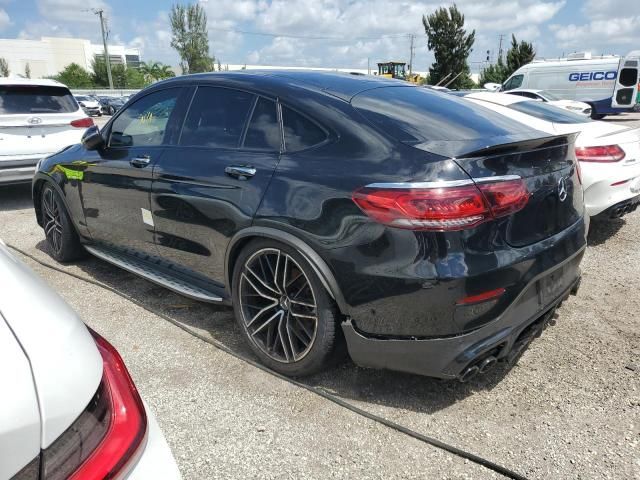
[588,218,625,246]
[0,184,32,212]
[34,239,520,415]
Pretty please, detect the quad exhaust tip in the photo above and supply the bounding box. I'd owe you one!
[458,355,498,382]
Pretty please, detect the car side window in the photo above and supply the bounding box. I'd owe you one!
[503,75,524,91]
[110,89,180,147]
[243,97,281,151]
[281,106,327,152]
[180,87,254,149]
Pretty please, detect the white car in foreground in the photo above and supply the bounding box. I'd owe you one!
[0,78,93,185]
[0,240,181,479]
[458,92,640,218]
[505,89,592,117]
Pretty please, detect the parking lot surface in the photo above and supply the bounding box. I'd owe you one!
[1,114,639,479]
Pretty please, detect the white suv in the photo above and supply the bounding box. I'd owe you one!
[0,78,93,185]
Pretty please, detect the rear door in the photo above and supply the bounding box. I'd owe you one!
[0,84,84,162]
[79,87,188,256]
[612,54,639,108]
[151,86,281,283]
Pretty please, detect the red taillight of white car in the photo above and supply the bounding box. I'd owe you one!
[575,145,625,163]
[352,179,530,231]
[70,117,95,128]
[42,331,147,480]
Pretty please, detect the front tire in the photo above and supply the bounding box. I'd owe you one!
[232,239,339,377]
[41,184,85,262]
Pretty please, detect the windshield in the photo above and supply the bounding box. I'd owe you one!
[508,100,591,124]
[0,86,78,114]
[539,90,561,101]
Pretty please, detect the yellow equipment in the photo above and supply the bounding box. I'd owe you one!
[377,61,420,84]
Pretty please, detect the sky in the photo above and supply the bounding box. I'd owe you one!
[0,0,638,73]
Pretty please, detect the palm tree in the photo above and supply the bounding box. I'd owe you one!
[139,61,176,83]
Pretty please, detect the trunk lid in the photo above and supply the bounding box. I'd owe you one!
[454,134,583,247]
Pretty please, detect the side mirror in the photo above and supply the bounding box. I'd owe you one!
[81,125,104,151]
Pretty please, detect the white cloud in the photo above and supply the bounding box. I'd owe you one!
[36,0,109,24]
[551,16,640,52]
[0,8,10,30]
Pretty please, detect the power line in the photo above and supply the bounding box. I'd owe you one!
[207,26,420,41]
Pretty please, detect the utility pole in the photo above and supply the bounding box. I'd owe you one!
[408,34,415,78]
[94,9,113,90]
[367,57,370,75]
[498,34,505,63]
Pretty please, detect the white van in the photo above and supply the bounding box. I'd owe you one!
[500,51,640,119]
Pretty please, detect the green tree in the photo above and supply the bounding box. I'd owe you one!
[170,3,215,74]
[422,4,475,89]
[505,34,535,77]
[478,57,508,86]
[53,63,94,88]
[139,60,175,83]
[0,58,9,77]
[25,63,31,79]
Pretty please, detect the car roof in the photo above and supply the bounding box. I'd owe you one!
[463,91,530,106]
[154,70,411,102]
[508,89,542,94]
[0,77,69,88]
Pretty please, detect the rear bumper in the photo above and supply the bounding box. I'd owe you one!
[0,157,42,185]
[592,194,640,220]
[342,247,584,380]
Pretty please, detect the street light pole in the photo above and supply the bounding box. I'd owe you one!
[94,9,114,90]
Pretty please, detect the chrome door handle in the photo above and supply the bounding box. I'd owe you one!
[225,165,256,179]
[130,155,151,168]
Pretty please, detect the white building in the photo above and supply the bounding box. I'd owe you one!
[0,36,141,78]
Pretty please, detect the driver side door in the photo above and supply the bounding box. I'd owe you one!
[78,87,189,257]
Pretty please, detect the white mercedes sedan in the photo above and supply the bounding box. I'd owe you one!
[0,240,181,479]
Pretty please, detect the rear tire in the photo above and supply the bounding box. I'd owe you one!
[232,239,339,377]
[41,183,85,262]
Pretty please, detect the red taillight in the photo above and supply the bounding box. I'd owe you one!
[352,179,529,231]
[42,330,147,480]
[575,145,625,163]
[70,117,94,128]
[457,287,506,305]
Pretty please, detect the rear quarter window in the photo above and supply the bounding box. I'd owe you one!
[0,85,78,114]
[282,106,327,152]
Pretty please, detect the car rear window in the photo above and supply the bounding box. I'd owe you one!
[507,101,591,124]
[353,86,534,145]
[0,85,78,114]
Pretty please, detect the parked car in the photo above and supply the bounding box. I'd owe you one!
[456,91,640,219]
[99,96,127,115]
[0,239,181,480]
[506,89,592,116]
[0,78,94,185]
[74,95,103,117]
[500,51,640,119]
[32,72,587,381]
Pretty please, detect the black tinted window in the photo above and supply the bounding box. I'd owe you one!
[503,74,523,91]
[110,89,180,147]
[0,86,77,114]
[243,97,280,151]
[180,87,254,148]
[282,106,327,151]
[354,87,533,144]
[508,101,591,124]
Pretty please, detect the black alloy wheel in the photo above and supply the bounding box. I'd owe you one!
[40,184,85,262]
[233,240,339,376]
[42,186,63,256]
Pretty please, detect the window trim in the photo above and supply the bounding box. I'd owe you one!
[106,86,185,149]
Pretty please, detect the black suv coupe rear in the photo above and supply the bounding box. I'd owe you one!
[33,71,587,380]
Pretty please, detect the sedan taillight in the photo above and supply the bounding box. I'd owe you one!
[41,331,147,480]
[70,118,94,128]
[575,145,625,162]
[352,179,529,231]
